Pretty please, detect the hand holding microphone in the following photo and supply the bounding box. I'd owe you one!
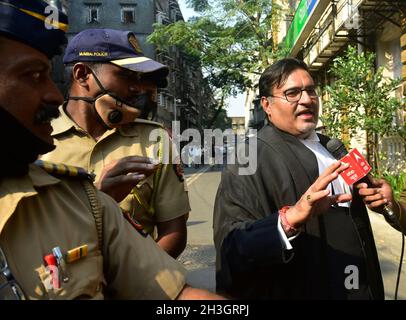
[355,177,396,213]
[326,139,399,224]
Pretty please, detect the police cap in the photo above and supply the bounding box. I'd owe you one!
[0,0,68,58]
[63,29,169,88]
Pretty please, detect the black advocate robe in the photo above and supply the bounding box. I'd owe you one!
[213,124,384,300]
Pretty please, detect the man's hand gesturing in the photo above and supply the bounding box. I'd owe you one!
[284,161,352,230]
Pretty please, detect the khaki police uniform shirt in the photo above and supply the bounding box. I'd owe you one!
[0,164,186,299]
[42,106,190,234]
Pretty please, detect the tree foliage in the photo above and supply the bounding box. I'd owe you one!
[148,0,288,109]
[202,107,232,131]
[321,45,406,175]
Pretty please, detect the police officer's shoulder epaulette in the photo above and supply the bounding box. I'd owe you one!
[34,160,95,182]
[134,118,164,128]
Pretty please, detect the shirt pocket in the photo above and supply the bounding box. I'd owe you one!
[38,250,105,300]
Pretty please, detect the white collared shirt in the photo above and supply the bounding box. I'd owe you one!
[298,130,351,206]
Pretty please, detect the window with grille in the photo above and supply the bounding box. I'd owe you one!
[87,6,99,23]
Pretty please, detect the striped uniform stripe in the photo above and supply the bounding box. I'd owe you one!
[20,8,68,32]
[111,57,152,66]
[35,160,94,181]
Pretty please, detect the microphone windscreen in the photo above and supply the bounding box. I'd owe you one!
[326,138,348,160]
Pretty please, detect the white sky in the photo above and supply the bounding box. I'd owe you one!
[177,0,245,117]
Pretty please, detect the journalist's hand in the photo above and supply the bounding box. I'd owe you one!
[355,177,395,214]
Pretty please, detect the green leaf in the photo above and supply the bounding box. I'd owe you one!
[321,45,406,176]
[148,0,284,99]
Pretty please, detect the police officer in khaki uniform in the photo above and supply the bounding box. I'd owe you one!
[42,29,190,258]
[0,0,222,300]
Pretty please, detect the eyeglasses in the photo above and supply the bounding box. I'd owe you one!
[0,247,26,300]
[269,87,319,102]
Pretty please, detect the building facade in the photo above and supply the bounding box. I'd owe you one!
[49,0,212,133]
[230,117,246,137]
[285,0,405,165]
[247,0,405,168]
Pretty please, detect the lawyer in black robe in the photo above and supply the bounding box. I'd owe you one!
[213,59,384,300]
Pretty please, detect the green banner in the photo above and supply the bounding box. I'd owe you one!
[285,0,318,52]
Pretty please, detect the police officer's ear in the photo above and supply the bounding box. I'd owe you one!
[72,63,92,87]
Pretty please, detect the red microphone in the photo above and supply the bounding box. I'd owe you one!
[326,138,397,222]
